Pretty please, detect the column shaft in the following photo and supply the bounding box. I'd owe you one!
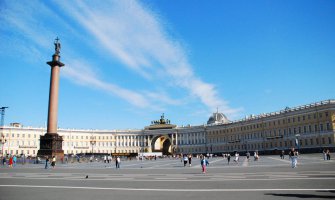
[47,66,60,134]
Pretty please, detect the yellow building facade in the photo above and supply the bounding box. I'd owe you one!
[0,100,334,157]
[204,100,334,154]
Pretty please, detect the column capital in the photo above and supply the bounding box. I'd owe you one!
[47,54,64,67]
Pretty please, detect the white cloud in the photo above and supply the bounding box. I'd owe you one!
[55,0,239,115]
[62,60,151,108]
[1,0,240,117]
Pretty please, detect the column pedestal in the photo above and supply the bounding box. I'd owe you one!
[38,134,64,158]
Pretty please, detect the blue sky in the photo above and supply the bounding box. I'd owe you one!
[1,0,334,130]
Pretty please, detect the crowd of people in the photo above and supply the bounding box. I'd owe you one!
[1,154,26,167]
[1,148,332,173]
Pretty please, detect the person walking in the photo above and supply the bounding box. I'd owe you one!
[8,156,13,168]
[246,152,250,161]
[188,154,192,167]
[200,155,208,173]
[183,155,188,167]
[323,149,327,160]
[13,155,17,167]
[51,156,56,168]
[280,150,285,159]
[254,151,259,161]
[326,149,331,160]
[227,154,231,165]
[234,152,239,165]
[2,156,6,166]
[289,147,298,168]
[115,156,120,169]
[45,156,49,169]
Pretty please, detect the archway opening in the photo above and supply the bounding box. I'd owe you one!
[151,135,172,155]
[162,139,171,155]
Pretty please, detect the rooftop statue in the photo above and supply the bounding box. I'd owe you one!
[160,113,166,124]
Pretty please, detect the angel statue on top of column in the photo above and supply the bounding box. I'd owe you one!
[54,37,61,55]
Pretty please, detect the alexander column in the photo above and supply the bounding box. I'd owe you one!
[37,37,64,159]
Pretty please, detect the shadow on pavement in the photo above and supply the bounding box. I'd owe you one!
[265,191,335,199]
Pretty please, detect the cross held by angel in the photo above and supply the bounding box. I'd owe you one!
[54,37,61,55]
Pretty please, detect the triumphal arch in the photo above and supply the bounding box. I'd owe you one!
[144,114,177,155]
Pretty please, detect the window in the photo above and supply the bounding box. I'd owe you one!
[327,123,330,131]
[320,124,324,132]
[328,137,332,144]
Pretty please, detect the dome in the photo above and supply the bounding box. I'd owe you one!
[207,112,230,125]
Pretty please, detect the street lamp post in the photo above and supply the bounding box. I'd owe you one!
[0,133,7,157]
[90,135,96,156]
[295,134,300,153]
